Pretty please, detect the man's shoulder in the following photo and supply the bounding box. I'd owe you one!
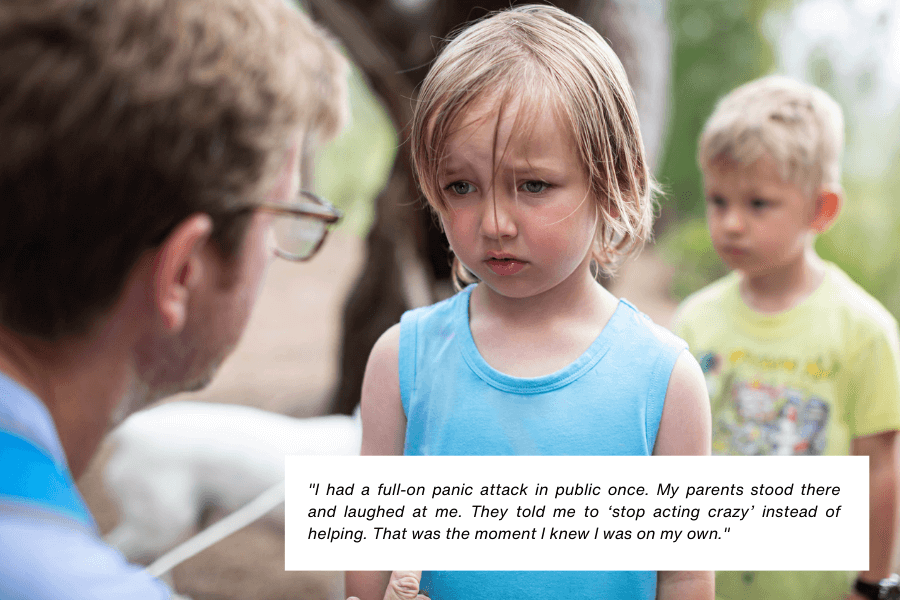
[0,515,170,599]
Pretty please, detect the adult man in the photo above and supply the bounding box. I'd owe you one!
[0,0,423,598]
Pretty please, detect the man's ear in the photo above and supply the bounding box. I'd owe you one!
[811,188,842,234]
[152,214,214,332]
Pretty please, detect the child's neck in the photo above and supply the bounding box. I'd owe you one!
[469,268,619,378]
[473,263,613,324]
[738,248,826,314]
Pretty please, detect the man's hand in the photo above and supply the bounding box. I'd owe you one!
[347,570,427,600]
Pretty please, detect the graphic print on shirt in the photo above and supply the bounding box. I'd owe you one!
[698,349,834,456]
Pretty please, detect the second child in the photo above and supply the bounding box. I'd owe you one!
[673,75,900,600]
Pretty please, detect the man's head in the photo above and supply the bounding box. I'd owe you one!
[698,76,843,278]
[0,0,346,342]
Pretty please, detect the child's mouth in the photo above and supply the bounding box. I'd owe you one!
[485,257,526,276]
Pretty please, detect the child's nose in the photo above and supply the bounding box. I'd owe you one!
[722,208,745,233]
[480,194,517,239]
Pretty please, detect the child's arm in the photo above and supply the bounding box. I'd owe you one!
[345,325,408,600]
[653,351,715,600]
[848,429,900,600]
[357,324,406,457]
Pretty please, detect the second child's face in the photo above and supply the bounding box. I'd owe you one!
[703,154,816,280]
[437,95,597,300]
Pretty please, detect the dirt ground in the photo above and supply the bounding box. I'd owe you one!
[76,231,677,600]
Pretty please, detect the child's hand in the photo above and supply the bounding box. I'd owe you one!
[347,570,427,600]
[383,571,427,599]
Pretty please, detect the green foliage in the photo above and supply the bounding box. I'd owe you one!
[805,56,900,320]
[659,217,728,300]
[658,0,781,300]
[657,0,780,225]
[818,177,900,318]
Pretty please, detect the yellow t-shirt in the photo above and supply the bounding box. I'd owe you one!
[672,263,900,600]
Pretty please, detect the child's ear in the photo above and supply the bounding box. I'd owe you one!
[810,188,842,234]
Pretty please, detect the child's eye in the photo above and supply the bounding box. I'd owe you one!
[444,181,475,195]
[520,180,550,194]
[750,198,770,210]
[706,195,726,208]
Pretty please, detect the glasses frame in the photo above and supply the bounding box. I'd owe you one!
[254,190,342,261]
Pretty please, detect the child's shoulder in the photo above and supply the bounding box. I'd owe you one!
[671,272,740,327]
[618,298,688,355]
[402,285,472,323]
[824,263,899,336]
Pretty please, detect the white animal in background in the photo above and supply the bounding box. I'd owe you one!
[102,401,361,563]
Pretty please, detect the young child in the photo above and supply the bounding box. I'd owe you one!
[346,5,713,600]
[672,75,900,600]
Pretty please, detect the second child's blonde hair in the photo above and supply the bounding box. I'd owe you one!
[699,75,844,196]
[411,4,656,283]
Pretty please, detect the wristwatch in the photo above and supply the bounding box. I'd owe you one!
[854,574,900,600]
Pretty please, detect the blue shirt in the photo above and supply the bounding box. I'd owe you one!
[400,285,688,600]
[0,371,170,600]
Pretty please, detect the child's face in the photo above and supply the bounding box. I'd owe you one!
[703,154,816,280]
[436,95,597,300]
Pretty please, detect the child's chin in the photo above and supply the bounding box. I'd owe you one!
[716,252,748,271]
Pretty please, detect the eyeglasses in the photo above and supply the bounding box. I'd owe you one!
[255,190,342,261]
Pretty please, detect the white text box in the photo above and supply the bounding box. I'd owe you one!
[285,456,867,571]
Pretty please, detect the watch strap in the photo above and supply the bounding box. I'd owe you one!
[854,577,881,600]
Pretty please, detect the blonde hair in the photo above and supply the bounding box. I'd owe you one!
[0,0,346,338]
[411,4,656,284]
[699,75,844,196]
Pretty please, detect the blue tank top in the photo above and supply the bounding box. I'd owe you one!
[399,285,687,600]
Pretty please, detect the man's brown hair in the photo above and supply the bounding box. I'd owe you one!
[0,0,346,339]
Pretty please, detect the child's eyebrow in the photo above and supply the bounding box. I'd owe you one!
[438,153,473,173]
[504,158,567,177]
[438,163,472,181]
[439,155,569,182]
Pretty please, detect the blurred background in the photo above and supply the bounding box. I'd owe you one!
[77,1,900,599]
